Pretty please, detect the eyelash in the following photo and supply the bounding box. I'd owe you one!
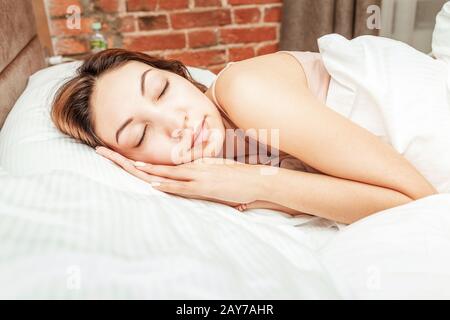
[137,124,148,148]
[137,80,168,148]
[159,80,169,99]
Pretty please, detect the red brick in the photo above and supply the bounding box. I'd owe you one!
[50,17,93,36]
[229,46,255,61]
[126,0,157,11]
[54,37,88,55]
[158,0,189,10]
[194,0,221,7]
[166,49,226,67]
[220,26,276,44]
[95,0,119,13]
[118,16,136,32]
[106,35,118,49]
[257,42,279,55]
[188,30,217,48]
[138,15,169,31]
[264,6,282,22]
[123,33,186,51]
[171,9,231,29]
[228,0,281,5]
[47,0,82,17]
[233,7,261,24]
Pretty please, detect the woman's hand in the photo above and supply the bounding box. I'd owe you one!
[234,200,310,216]
[95,146,266,207]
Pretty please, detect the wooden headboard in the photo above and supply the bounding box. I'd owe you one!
[0,0,47,129]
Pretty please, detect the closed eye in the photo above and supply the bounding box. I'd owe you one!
[135,80,167,148]
[136,124,148,148]
[159,80,169,99]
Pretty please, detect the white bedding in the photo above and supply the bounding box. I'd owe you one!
[319,193,450,299]
[1,2,450,299]
[0,170,341,299]
[1,169,450,299]
[433,1,450,64]
[321,31,450,193]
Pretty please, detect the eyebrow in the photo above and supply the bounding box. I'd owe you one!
[116,117,133,145]
[141,68,153,96]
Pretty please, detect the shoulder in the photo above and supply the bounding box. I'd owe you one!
[213,52,309,118]
[215,52,308,95]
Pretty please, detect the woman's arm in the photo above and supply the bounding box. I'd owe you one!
[253,167,413,225]
[240,167,413,224]
[215,52,438,223]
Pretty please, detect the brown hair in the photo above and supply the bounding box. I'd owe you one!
[51,48,208,148]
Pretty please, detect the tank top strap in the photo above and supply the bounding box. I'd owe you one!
[276,50,330,104]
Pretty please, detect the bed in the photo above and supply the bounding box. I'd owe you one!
[1,0,450,299]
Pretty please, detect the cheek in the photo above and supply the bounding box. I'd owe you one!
[139,135,179,164]
[172,81,208,109]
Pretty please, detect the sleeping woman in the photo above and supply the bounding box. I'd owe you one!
[51,47,438,225]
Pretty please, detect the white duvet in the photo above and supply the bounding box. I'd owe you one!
[1,2,450,299]
[0,171,340,299]
[322,33,450,193]
[1,169,450,299]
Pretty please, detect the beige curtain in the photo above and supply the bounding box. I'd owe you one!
[280,0,382,52]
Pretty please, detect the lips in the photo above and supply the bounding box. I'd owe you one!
[191,117,206,149]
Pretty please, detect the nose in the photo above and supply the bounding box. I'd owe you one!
[165,112,188,139]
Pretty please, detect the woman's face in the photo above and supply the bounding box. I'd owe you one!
[91,60,225,165]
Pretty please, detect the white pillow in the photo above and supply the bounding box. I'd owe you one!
[0,61,216,195]
[319,193,450,299]
[432,1,450,64]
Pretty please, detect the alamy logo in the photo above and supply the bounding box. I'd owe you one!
[367,5,382,30]
[66,265,82,290]
[66,5,81,30]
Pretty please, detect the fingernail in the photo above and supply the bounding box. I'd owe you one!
[151,182,161,187]
[134,161,146,167]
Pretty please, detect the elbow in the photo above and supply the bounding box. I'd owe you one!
[345,185,438,226]
[402,186,439,201]
[396,179,439,201]
[346,189,428,226]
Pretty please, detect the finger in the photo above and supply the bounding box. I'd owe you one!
[97,148,136,172]
[151,181,192,195]
[236,204,247,212]
[96,147,173,183]
[159,189,241,207]
[96,146,132,169]
[135,164,194,181]
[95,146,117,162]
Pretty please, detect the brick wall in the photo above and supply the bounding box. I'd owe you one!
[46,0,283,73]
